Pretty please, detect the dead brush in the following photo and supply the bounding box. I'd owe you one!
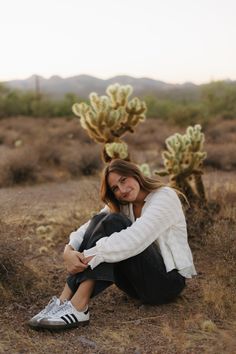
[47,117,90,144]
[201,277,235,319]
[0,147,39,187]
[78,144,102,176]
[205,118,236,144]
[35,138,63,166]
[125,118,180,150]
[205,142,236,171]
[61,143,102,177]
[199,195,236,319]
[0,221,37,305]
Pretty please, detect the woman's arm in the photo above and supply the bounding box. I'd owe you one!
[84,187,184,268]
[64,205,110,273]
[68,205,110,250]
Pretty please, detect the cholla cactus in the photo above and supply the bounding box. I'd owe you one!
[155,124,207,204]
[138,163,151,177]
[72,83,146,161]
[105,142,129,161]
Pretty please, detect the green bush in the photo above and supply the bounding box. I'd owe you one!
[201,81,236,118]
[1,81,236,125]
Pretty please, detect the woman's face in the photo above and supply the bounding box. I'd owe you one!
[107,172,141,203]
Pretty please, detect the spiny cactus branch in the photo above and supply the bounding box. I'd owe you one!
[155,124,207,206]
[72,83,146,162]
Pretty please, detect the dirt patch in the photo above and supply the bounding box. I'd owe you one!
[0,173,235,353]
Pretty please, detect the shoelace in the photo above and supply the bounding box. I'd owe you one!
[40,296,57,315]
[50,300,71,316]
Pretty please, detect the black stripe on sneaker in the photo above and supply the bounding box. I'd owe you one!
[70,314,79,323]
[61,316,69,324]
[65,314,74,323]
[84,308,89,315]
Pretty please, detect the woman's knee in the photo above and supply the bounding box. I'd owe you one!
[102,213,131,235]
[105,213,131,225]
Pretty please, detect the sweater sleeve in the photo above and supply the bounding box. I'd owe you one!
[84,187,182,268]
[68,205,110,250]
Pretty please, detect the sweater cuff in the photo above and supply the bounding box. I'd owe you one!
[83,247,104,269]
[68,239,79,251]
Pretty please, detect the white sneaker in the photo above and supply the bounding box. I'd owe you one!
[38,300,90,330]
[28,296,61,328]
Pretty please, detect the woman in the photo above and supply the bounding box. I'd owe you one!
[28,159,197,330]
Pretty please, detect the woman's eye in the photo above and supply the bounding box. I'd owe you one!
[121,177,126,183]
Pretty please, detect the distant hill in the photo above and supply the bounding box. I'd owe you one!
[3,74,199,99]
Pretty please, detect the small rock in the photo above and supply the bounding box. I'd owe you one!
[14,139,23,147]
[78,336,97,349]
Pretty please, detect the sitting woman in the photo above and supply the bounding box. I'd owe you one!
[28,159,197,330]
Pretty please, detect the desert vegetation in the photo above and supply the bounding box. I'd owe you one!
[0,82,235,353]
[1,80,236,126]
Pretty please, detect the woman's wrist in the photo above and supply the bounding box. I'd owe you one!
[64,244,74,251]
[63,244,74,260]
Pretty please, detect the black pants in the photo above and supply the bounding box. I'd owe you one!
[67,213,185,305]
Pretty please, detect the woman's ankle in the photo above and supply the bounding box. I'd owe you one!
[71,299,89,312]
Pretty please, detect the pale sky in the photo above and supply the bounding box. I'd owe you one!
[1,0,236,84]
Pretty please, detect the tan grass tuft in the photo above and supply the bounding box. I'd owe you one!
[200,320,218,332]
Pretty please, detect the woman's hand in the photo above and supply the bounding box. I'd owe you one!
[82,255,95,264]
[63,245,88,274]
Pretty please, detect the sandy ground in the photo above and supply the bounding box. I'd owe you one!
[0,173,235,354]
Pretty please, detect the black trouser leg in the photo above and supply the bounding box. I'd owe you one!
[114,242,186,305]
[67,213,131,296]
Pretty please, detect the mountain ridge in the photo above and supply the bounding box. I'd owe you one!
[3,74,199,99]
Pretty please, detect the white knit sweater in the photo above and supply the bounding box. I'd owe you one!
[69,187,197,278]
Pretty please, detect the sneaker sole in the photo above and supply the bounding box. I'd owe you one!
[28,321,40,328]
[37,320,90,331]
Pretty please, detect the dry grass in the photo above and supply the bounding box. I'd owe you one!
[205,118,236,144]
[0,172,235,353]
[0,116,235,188]
[0,221,37,304]
[0,147,39,187]
[0,116,235,353]
[204,143,236,170]
[0,117,103,186]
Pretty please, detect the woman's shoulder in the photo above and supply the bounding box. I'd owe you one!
[147,186,177,198]
[145,186,180,205]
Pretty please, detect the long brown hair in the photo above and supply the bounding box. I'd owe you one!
[100,159,166,212]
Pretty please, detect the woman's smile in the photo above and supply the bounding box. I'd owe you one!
[121,190,132,200]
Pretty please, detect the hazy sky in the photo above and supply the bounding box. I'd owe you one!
[1,0,236,83]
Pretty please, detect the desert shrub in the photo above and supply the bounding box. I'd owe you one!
[145,94,209,127]
[0,222,37,304]
[36,139,62,166]
[125,118,180,150]
[51,93,82,117]
[48,119,90,144]
[0,147,39,187]
[205,143,236,171]
[201,215,236,317]
[78,145,102,176]
[61,144,102,177]
[0,129,21,147]
[169,103,207,127]
[145,96,174,119]
[0,83,83,118]
[205,118,236,144]
[201,81,236,118]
